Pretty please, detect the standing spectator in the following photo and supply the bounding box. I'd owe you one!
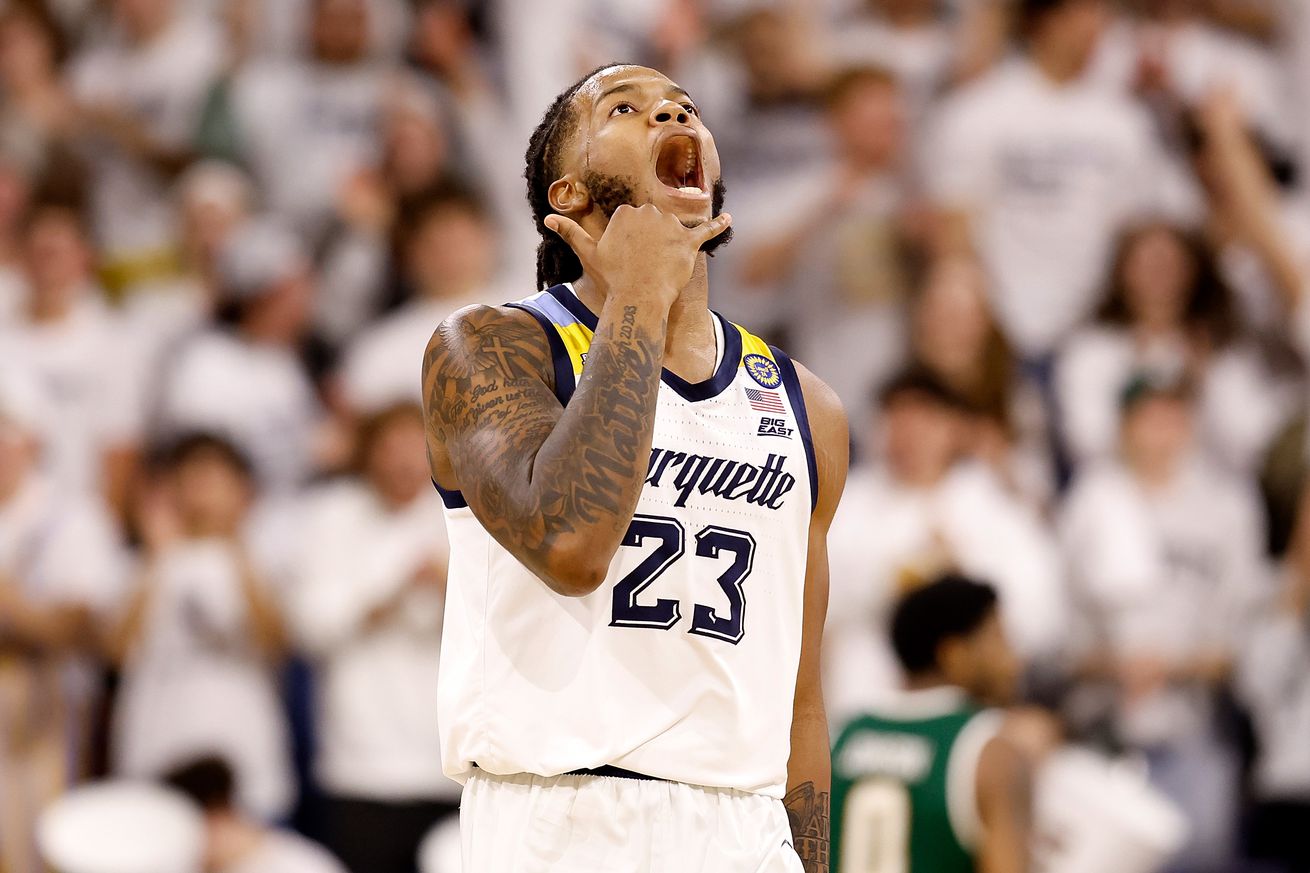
[925,0,1177,361]
[0,203,138,501]
[1060,376,1266,872]
[164,756,347,873]
[156,219,324,494]
[1237,482,1310,873]
[109,433,294,822]
[288,404,457,873]
[229,0,390,241]
[825,369,1066,726]
[0,370,125,873]
[68,0,224,288]
[910,253,1054,504]
[1056,222,1289,476]
[339,185,500,415]
[732,66,913,415]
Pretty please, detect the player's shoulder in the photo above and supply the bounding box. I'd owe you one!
[776,353,849,518]
[422,302,552,377]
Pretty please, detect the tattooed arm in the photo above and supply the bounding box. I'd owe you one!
[784,362,849,873]
[421,205,731,596]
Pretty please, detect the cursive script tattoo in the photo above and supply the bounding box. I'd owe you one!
[421,303,665,591]
[784,781,830,873]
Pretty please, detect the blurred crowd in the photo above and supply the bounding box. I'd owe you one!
[3,0,1310,871]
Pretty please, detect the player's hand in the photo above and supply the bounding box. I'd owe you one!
[545,205,731,308]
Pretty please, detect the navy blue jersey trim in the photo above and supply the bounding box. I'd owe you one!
[771,346,818,513]
[506,301,576,406]
[431,478,468,509]
[544,284,740,402]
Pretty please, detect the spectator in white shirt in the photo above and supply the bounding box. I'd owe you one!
[925,0,1175,360]
[340,184,500,415]
[165,756,347,873]
[0,369,126,873]
[68,0,224,279]
[1236,481,1310,873]
[229,0,390,241]
[1059,375,1266,872]
[825,369,1066,727]
[109,433,294,822]
[0,202,139,504]
[1056,222,1289,477]
[730,66,914,420]
[289,404,456,873]
[157,218,325,494]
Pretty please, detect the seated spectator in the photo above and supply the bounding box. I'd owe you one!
[910,253,1054,504]
[0,202,138,501]
[1056,222,1289,476]
[164,756,346,873]
[1059,375,1266,872]
[156,218,325,493]
[288,403,456,873]
[1237,479,1310,873]
[0,370,126,873]
[925,0,1180,362]
[731,66,914,415]
[825,369,1066,726]
[339,185,501,415]
[109,433,294,822]
[67,0,224,286]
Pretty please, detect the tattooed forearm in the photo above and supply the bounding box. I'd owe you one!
[784,782,831,873]
[421,302,666,594]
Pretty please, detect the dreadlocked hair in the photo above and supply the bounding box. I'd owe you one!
[525,63,629,290]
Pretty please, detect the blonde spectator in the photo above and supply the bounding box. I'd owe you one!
[109,433,294,822]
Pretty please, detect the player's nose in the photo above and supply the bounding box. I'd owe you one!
[650,100,690,127]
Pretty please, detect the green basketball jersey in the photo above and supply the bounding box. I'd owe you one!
[831,688,1001,873]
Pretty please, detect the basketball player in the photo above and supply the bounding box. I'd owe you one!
[421,64,849,872]
[830,575,1035,873]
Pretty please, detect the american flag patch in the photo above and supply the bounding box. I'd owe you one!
[745,387,786,414]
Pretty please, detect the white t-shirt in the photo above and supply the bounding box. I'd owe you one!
[824,462,1067,727]
[924,60,1175,355]
[0,295,140,494]
[112,534,295,821]
[158,330,321,493]
[1060,458,1267,745]
[69,14,224,259]
[340,292,495,415]
[230,60,387,237]
[1055,326,1293,475]
[221,829,347,873]
[288,481,458,801]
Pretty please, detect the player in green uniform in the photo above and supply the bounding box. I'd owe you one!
[831,575,1035,873]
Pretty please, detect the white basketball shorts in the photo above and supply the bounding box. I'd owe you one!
[460,769,805,873]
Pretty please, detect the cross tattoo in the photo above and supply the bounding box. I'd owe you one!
[481,336,517,376]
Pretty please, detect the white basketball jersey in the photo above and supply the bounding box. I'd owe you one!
[436,284,816,798]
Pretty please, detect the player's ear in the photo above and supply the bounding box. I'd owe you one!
[548,176,589,216]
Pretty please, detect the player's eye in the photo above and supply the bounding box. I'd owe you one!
[681,103,699,117]
[610,103,636,116]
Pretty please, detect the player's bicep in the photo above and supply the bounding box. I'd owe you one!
[421,304,562,525]
[975,736,1034,873]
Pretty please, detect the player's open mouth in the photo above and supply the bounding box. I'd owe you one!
[655,134,706,196]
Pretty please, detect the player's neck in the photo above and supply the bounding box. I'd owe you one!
[575,257,717,382]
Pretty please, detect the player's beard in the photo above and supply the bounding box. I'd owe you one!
[580,170,734,255]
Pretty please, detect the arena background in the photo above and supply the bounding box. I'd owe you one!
[2,0,1310,871]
